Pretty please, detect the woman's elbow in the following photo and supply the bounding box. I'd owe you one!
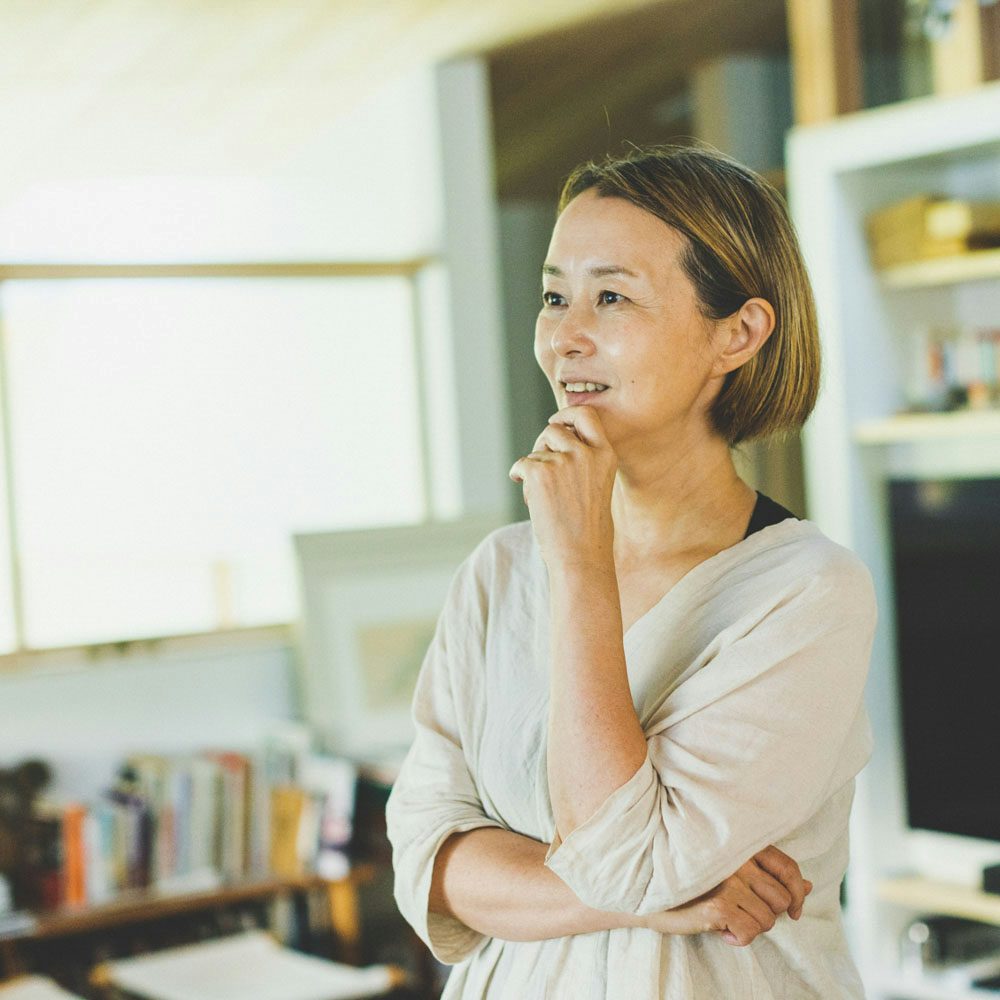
[428,828,473,918]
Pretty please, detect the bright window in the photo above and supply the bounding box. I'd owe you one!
[0,273,428,649]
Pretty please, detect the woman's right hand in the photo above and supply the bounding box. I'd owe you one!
[636,845,813,946]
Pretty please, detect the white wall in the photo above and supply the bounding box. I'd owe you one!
[0,70,444,262]
[497,196,559,506]
[0,641,296,800]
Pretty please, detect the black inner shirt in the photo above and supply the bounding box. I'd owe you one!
[743,490,800,540]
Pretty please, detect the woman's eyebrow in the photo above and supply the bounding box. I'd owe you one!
[542,264,640,278]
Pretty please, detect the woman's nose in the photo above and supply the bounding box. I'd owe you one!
[550,305,595,357]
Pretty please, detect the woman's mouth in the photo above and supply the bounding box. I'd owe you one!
[561,381,610,402]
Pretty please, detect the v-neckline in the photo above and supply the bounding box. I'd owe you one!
[619,517,813,648]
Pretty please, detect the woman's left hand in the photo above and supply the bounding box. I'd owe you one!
[508,406,618,571]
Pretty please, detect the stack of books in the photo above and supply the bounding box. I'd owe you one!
[865,194,1000,269]
[900,324,1000,412]
[20,739,358,912]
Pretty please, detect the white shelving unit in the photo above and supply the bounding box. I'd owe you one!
[879,247,1000,289]
[787,82,1000,1000]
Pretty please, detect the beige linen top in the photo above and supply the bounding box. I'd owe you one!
[385,517,876,999]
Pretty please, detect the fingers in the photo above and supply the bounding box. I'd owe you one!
[510,423,581,485]
[741,862,792,916]
[508,450,556,484]
[531,422,585,455]
[794,881,814,921]
[732,877,778,938]
[697,882,769,949]
[713,858,817,948]
[719,899,766,948]
[753,846,811,920]
[547,405,611,449]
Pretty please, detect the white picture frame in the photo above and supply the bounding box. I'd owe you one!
[292,513,510,761]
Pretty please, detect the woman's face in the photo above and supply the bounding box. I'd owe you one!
[534,189,732,450]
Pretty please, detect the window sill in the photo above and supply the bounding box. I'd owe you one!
[0,623,295,678]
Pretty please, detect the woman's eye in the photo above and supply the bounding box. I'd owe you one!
[542,291,565,306]
[598,290,625,305]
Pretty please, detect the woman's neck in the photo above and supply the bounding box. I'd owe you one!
[610,428,756,567]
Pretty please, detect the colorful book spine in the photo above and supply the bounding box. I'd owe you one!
[23,742,366,912]
[61,803,87,906]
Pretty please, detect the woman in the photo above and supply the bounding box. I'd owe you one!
[385,145,876,998]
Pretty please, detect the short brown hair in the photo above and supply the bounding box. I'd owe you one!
[558,144,820,446]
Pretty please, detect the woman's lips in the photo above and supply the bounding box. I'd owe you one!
[563,388,609,403]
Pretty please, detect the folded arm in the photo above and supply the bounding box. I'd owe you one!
[543,553,877,915]
[429,826,813,947]
[429,826,642,940]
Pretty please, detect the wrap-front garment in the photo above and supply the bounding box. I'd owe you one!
[385,517,875,999]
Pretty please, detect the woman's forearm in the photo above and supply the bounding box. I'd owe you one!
[429,826,643,941]
[546,560,648,837]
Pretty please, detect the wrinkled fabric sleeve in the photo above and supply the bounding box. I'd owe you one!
[384,549,505,965]
[543,552,877,915]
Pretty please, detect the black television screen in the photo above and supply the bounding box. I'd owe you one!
[889,478,1000,842]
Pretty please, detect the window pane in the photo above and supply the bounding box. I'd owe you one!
[0,378,15,651]
[2,277,426,648]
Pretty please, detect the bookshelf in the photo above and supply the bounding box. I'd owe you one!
[879,247,1000,289]
[20,867,373,941]
[0,866,375,981]
[854,409,1000,443]
[877,877,1000,926]
[869,976,1000,1000]
[787,81,1000,1000]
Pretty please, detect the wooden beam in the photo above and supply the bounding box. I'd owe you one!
[0,260,436,280]
[987,1,1000,82]
[930,0,1000,96]
[785,0,862,124]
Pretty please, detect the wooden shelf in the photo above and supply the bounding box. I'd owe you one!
[878,247,1000,289]
[877,876,1000,926]
[872,971,1000,1000]
[854,408,1000,443]
[15,865,374,941]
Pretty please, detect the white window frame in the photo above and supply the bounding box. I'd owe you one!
[0,257,441,662]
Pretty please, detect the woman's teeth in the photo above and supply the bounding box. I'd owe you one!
[564,382,609,392]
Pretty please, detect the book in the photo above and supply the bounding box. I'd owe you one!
[300,754,357,880]
[60,804,86,907]
[21,804,63,910]
[269,786,308,878]
[204,752,251,880]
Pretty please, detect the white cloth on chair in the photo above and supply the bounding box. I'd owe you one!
[99,930,395,1000]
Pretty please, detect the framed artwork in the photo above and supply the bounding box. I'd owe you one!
[292,513,510,761]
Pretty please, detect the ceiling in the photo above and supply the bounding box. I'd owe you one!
[0,1,671,101]
[487,0,788,199]
[0,0,685,185]
[0,0,787,196]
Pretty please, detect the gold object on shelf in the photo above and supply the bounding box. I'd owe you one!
[866,195,1000,272]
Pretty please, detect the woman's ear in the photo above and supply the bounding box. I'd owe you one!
[714,297,776,376]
